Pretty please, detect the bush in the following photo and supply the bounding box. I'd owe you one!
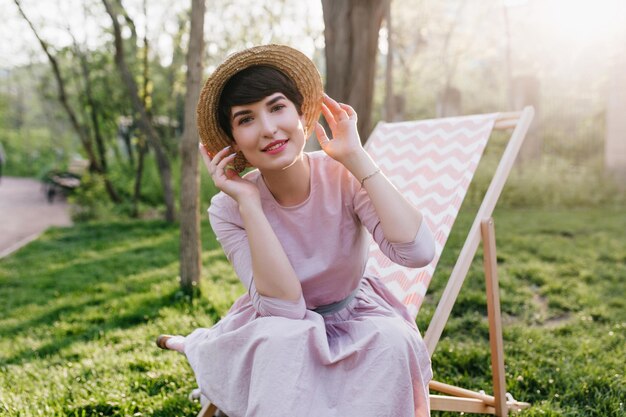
[0,128,76,178]
[68,172,115,222]
[466,138,625,208]
[64,153,221,222]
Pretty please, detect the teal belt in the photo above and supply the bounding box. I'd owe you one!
[312,287,359,316]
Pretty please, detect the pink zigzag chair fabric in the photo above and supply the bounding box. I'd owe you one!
[364,113,498,319]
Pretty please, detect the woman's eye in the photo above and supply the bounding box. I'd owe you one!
[271,104,285,112]
[237,116,253,126]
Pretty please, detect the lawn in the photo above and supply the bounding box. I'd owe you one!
[0,207,624,416]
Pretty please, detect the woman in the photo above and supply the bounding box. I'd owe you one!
[160,45,435,417]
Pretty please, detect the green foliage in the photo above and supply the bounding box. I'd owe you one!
[62,154,221,222]
[464,132,625,209]
[0,128,76,178]
[1,208,624,416]
[67,172,115,222]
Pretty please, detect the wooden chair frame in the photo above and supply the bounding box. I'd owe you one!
[191,107,535,417]
[426,107,535,415]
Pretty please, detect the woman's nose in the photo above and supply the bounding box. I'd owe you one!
[259,113,277,137]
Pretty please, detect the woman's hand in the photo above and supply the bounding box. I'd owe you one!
[200,144,260,205]
[315,94,376,180]
[315,94,366,166]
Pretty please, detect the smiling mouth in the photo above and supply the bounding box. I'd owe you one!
[262,140,289,152]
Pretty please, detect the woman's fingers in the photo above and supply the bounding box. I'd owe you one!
[206,145,232,174]
[315,122,330,149]
[199,143,237,182]
[321,103,337,132]
[213,145,232,161]
[215,152,237,175]
[323,93,349,121]
[211,153,238,191]
[339,103,357,121]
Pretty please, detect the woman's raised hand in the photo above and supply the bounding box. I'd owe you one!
[315,94,365,166]
[199,144,260,204]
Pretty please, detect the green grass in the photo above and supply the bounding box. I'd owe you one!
[1,207,625,416]
[421,207,626,416]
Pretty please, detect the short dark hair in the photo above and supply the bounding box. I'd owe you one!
[217,65,303,140]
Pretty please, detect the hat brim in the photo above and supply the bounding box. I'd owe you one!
[197,44,323,171]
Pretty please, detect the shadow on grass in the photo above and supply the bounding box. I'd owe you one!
[62,403,124,417]
[2,287,181,366]
[1,222,179,305]
[0,219,227,367]
[0,297,104,337]
[63,397,198,417]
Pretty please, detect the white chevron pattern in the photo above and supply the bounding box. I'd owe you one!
[364,113,498,318]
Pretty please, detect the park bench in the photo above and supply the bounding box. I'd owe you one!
[43,158,89,203]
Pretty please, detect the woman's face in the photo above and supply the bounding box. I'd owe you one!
[230,92,307,172]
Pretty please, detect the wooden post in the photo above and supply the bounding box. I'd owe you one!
[511,76,541,166]
[481,218,507,417]
[392,94,406,122]
[605,19,626,182]
[197,402,217,417]
[436,86,462,117]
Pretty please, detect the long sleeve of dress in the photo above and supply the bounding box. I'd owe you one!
[353,183,436,268]
[208,198,307,319]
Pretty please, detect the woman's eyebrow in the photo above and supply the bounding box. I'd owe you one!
[266,95,286,106]
[232,109,252,120]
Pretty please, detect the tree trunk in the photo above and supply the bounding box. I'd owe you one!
[502,4,514,110]
[132,139,146,217]
[179,0,205,295]
[384,0,394,122]
[131,2,151,217]
[102,0,176,222]
[512,76,542,166]
[436,86,462,117]
[322,0,388,144]
[438,0,466,118]
[605,19,626,182]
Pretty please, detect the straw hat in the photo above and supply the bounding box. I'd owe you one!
[197,44,324,172]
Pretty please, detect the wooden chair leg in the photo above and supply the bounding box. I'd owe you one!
[481,218,508,417]
[197,402,217,417]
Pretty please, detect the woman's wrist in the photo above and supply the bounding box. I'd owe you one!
[343,149,379,184]
[237,196,263,216]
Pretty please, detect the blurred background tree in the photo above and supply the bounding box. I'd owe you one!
[179,0,206,294]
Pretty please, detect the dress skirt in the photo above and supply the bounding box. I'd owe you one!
[184,276,432,417]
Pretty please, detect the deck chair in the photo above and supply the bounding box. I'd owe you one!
[180,106,535,417]
[363,106,535,415]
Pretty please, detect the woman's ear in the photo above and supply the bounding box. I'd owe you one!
[231,142,240,152]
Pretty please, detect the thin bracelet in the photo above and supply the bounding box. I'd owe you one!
[360,168,381,187]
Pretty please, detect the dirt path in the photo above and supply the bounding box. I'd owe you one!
[0,177,72,258]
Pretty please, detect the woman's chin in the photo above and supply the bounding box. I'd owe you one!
[257,154,305,173]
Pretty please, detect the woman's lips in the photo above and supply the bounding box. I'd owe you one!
[263,139,289,155]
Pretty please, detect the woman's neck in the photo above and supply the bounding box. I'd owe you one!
[260,154,310,207]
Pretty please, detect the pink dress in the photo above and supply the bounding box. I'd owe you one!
[184,151,435,417]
